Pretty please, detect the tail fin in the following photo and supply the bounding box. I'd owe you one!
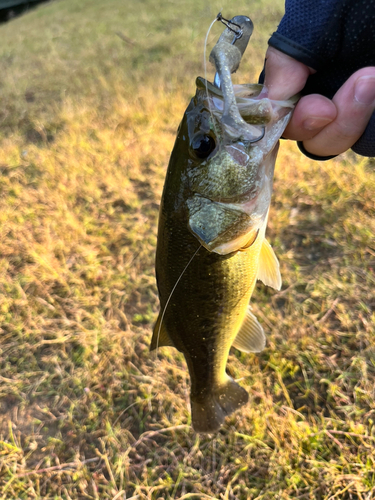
[191,376,249,433]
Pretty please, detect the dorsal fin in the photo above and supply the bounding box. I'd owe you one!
[150,313,175,351]
[257,238,282,290]
[232,307,266,353]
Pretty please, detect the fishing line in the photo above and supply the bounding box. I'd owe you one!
[154,244,202,354]
[203,16,218,89]
[151,244,202,413]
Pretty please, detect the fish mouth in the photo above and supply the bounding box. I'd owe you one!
[187,194,266,255]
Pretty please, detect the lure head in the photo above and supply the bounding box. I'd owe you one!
[183,78,296,254]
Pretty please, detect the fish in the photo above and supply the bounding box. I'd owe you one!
[151,15,298,433]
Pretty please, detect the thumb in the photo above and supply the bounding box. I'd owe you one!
[263,47,312,100]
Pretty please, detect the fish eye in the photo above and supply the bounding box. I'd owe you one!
[190,134,216,159]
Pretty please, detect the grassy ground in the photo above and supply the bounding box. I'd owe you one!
[0,0,374,498]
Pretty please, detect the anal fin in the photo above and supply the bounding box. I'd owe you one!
[232,306,266,353]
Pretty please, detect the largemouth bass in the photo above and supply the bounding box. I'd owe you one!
[152,15,297,433]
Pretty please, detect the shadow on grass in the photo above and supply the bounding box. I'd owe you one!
[0,0,50,23]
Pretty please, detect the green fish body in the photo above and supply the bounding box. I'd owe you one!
[152,79,296,433]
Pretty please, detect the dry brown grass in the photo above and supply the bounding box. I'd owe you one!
[0,0,374,498]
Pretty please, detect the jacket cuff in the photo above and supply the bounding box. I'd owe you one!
[268,32,324,70]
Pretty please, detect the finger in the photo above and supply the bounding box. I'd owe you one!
[282,94,337,141]
[302,67,375,156]
[263,47,312,100]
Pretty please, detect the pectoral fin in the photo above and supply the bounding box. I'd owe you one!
[257,239,282,291]
[150,313,175,351]
[232,307,266,353]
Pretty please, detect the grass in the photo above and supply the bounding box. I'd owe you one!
[0,0,374,498]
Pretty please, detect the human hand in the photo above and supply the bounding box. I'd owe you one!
[264,47,375,158]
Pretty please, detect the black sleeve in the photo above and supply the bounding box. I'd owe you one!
[267,0,375,157]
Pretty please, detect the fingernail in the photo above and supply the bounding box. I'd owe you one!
[302,116,333,131]
[354,76,375,105]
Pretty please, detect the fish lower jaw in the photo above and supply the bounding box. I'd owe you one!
[187,192,268,255]
[208,199,266,255]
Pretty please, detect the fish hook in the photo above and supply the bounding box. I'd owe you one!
[216,12,243,43]
[246,125,266,144]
